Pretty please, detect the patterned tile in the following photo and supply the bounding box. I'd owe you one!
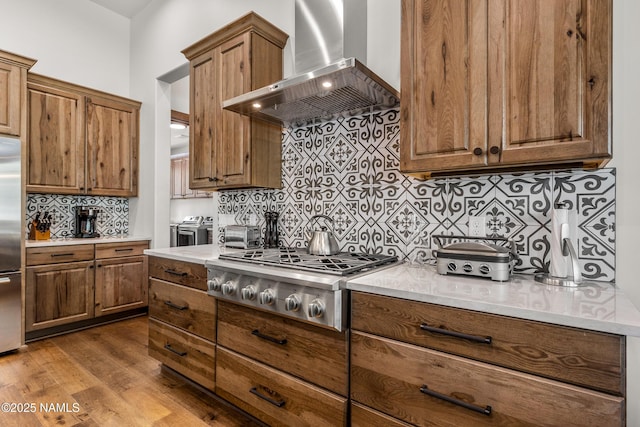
[217,108,617,282]
[26,194,128,238]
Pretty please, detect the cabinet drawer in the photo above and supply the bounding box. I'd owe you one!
[351,402,413,427]
[217,301,348,396]
[148,256,207,290]
[351,331,623,427]
[26,244,94,266]
[216,347,347,427]
[149,278,216,341]
[148,318,215,390]
[95,241,148,258]
[351,292,624,395]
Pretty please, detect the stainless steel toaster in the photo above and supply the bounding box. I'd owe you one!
[432,235,518,282]
[224,225,260,249]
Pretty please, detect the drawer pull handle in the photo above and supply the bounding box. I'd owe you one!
[164,344,187,357]
[164,269,188,277]
[251,329,287,345]
[420,384,492,416]
[249,387,285,408]
[164,300,188,310]
[51,253,74,257]
[115,248,133,252]
[420,323,492,344]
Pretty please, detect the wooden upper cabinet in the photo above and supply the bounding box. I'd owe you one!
[0,49,36,137]
[182,12,288,190]
[400,0,612,178]
[26,73,141,196]
[27,82,85,193]
[218,34,251,187]
[86,96,139,196]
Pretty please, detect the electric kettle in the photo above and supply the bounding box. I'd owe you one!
[305,214,340,256]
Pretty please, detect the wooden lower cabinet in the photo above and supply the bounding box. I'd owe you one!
[351,292,624,395]
[351,331,623,426]
[217,301,348,396]
[148,256,208,290]
[148,278,216,341]
[147,256,217,391]
[25,261,94,331]
[94,255,148,316]
[25,241,150,336]
[350,292,625,426]
[216,347,347,427]
[148,318,216,391]
[216,300,348,426]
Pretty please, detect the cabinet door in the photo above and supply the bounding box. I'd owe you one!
[26,83,85,194]
[25,261,94,332]
[0,61,21,136]
[217,34,252,187]
[189,50,218,189]
[170,157,185,198]
[351,331,623,427]
[86,96,139,196]
[490,0,612,166]
[400,0,488,174]
[181,157,197,197]
[94,255,148,317]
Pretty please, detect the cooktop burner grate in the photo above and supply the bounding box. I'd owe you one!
[219,248,397,276]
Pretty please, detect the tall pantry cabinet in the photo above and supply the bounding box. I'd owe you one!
[182,12,288,190]
[400,0,612,177]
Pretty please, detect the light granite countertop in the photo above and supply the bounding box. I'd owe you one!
[26,235,152,247]
[346,262,640,337]
[144,244,241,265]
[136,245,640,337]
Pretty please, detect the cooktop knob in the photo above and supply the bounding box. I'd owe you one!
[308,298,325,318]
[284,294,301,312]
[221,281,237,296]
[241,285,257,301]
[207,278,221,292]
[258,289,275,306]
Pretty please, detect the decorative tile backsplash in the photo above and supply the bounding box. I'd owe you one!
[26,194,129,238]
[219,108,616,282]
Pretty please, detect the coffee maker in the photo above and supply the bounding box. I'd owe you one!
[75,207,100,238]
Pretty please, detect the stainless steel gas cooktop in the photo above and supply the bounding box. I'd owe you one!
[218,247,397,276]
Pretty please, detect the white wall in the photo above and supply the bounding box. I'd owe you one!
[610,1,640,424]
[1,0,638,422]
[0,0,130,96]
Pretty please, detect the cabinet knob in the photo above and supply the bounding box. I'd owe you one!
[489,146,501,155]
[473,147,483,156]
[208,177,219,182]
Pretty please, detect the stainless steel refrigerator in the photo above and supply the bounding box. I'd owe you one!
[0,136,22,353]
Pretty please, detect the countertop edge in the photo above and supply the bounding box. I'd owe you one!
[346,281,640,337]
[26,236,152,247]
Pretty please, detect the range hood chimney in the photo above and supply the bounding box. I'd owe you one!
[222,0,399,126]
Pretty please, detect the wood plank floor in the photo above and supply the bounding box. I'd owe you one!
[0,316,263,427]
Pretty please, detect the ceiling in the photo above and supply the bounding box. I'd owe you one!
[88,0,153,18]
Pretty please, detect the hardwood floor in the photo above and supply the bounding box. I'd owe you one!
[0,316,263,427]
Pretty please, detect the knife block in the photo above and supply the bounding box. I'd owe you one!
[34,228,50,240]
[29,220,50,240]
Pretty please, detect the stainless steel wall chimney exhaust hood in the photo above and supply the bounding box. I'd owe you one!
[223,0,399,126]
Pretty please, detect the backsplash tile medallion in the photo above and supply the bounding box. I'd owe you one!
[26,194,129,238]
[218,108,616,282]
